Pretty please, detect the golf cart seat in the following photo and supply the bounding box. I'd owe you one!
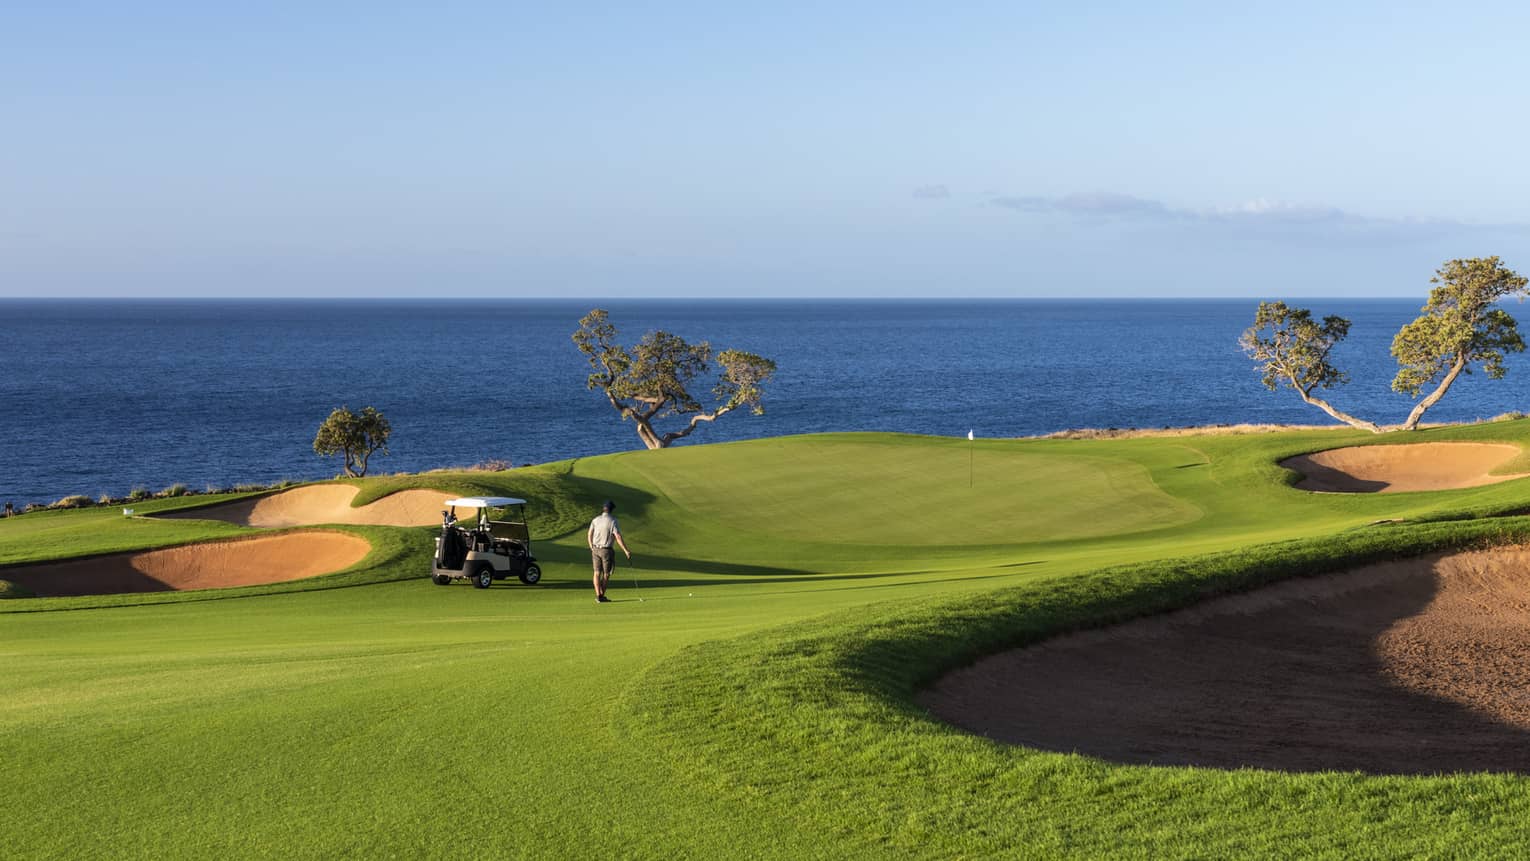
[493,537,529,557]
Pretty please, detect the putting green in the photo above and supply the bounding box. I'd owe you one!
[10,426,1530,857]
[621,434,1201,545]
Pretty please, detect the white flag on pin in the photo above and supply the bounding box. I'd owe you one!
[967,430,974,441]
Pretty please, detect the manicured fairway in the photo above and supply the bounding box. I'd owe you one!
[8,426,1530,857]
[622,434,1201,544]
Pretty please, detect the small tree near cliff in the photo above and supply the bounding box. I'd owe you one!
[1392,256,1529,430]
[313,406,391,477]
[1240,301,1382,433]
[572,309,777,450]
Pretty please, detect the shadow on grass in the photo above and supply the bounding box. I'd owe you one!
[533,541,1045,590]
[536,542,800,578]
[732,568,1042,598]
[559,474,660,524]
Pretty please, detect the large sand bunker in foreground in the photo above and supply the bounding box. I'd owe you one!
[920,547,1530,774]
[159,485,455,528]
[1280,442,1528,493]
[0,532,372,597]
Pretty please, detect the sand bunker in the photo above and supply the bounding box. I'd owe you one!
[1281,442,1529,493]
[920,547,1530,774]
[158,485,456,528]
[0,531,372,597]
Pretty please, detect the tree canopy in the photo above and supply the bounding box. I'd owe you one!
[1243,257,1528,432]
[312,406,391,477]
[572,309,777,450]
[1239,301,1381,433]
[1391,256,1530,430]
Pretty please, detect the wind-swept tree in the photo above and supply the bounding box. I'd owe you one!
[1392,257,1529,430]
[1240,301,1382,433]
[572,309,777,450]
[313,405,391,477]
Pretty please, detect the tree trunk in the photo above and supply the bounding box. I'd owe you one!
[1297,390,1384,434]
[1399,355,1468,431]
[660,411,723,446]
[634,419,665,450]
[631,408,735,449]
[607,391,668,449]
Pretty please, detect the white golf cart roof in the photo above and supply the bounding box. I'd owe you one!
[444,496,526,507]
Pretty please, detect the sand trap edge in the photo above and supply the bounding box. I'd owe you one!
[153,485,459,528]
[0,530,375,597]
[917,545,1530,775]
[1279,442,1530,493]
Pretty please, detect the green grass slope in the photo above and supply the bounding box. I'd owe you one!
[624,433,1201,544]
[7,425,1530,858]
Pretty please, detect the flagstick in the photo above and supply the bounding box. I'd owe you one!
[969,437,974,488]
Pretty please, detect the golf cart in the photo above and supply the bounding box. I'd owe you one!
[431,496,542,589]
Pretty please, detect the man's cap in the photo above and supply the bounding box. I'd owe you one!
[603,499,616,511]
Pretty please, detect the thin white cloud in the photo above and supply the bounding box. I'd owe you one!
[1207,199,1345,223]
[989,191,1519,244]
[912,184,951,199]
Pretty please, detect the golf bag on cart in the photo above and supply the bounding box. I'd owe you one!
[436,516,467,570]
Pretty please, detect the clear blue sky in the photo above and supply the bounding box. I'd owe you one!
[5,1,1529,298]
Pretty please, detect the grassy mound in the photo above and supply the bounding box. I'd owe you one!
[10,425,1530,856]
[345,461,600,538]
[622,433,1201,544]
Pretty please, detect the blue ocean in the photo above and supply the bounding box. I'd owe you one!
[3,299,1528,506]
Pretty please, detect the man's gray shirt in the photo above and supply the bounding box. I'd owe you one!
[589,513,619,549]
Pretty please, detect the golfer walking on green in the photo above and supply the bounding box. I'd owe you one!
[589,500,631,603]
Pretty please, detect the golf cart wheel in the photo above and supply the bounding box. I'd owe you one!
[519,564,542,585]
[432,573,452,586]
[473,565,494,589]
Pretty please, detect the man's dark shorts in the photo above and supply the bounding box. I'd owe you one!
[592,547,615,577]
